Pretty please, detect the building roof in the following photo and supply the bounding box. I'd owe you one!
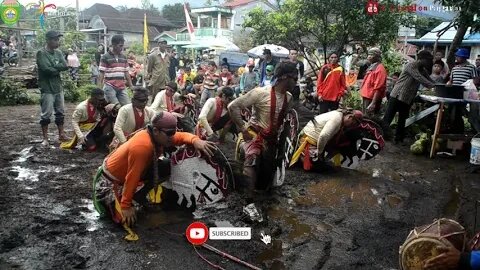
[81,3,119,21]
[222,0,257,8]
[407,22,480,46]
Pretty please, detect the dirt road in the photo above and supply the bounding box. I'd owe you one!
[0,104,478,270]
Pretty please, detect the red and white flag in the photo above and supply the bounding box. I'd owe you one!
[184,3,195,41]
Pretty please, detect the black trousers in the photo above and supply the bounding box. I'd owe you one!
[383,97,411,141]
[318,100,339,114]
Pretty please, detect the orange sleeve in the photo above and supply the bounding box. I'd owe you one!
[171,132,200,146]
[316,66,325,95]
[121,145,152,209]
[372,67,387,94]
[339,72,347,98]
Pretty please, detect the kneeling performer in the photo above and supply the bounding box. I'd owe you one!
[197,87,235,140]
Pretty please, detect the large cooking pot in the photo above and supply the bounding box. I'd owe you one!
[434,84,465,99]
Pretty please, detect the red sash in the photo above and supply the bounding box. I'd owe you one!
[213,97,224,124]
[133,108,145,131]
[166,94,174,112]
[80,101,97,124]
[262,88,288,140]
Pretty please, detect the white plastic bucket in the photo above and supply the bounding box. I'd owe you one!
[471,135,480,165]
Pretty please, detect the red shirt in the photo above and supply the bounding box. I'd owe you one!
[360,63,387,100]
[316,64,346,102]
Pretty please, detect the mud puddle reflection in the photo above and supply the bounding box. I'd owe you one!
[294,177,379,208]
[80,199,100,232]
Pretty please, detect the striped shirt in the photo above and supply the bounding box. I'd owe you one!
[99,52,128,90]
[450,63,478,85]
[390,61,435,105]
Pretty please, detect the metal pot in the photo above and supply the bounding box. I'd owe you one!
[434,84,465,99]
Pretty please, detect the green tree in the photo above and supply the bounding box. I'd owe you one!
[162,3,186,26]
[434,0,480,68]
[243,0,414,69]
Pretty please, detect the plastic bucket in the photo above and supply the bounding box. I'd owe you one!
[471,135,480,165]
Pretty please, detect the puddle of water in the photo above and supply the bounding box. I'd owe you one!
[294,177,378,208]
[316,221,333,233]
[143,210,192,229]
[386,194,403,208]
[444,180,461,218]
[10,166,46,182]
[267,206,312,240]
[13,147,34,163]
[51,204,69,216]
[80,199,100,232]
[256,239,283,263]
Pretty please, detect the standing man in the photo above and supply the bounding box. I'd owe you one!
[147,39,171,98]
[36,30,70,146]
[228,61,296,205]
[258,49,277,84]
[169,49,179,81]
[98,35,133,106]
[383,50,435,143]
[288,49,304,101]
[474,55,480,75]
[360,48,387,115]
[316,52,346,114]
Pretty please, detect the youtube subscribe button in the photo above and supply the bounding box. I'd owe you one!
[209,227,251,240]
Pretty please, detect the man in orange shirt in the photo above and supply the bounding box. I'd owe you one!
[93,111,216,226]
[360,48,387,115]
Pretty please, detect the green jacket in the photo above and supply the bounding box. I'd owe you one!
[36,48,68,94]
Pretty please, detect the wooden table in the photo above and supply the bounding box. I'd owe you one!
[407,95,480,158]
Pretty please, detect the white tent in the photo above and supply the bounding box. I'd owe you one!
[182,37,240,52]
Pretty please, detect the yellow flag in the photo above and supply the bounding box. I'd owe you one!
[143,13,148,54]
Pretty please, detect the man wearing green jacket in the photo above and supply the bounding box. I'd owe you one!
[36,30,70,146]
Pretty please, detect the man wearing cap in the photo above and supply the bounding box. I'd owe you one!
[93,111,216,226]
[240,59,259,95]
[147,39,171,98]
[197,87,236,140]
[258,49,277,84]
[112,87,156,147]
[228,61,296,203]
[360,47,387,115]
[383,50,435,143]
[447,48,480,133]
[60,88,113,150]
[98,35,133,106]
[36,30,70,146]
[290,109,363,171]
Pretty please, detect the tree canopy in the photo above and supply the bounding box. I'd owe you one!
[243,0,414,68]
[162,3,187,27]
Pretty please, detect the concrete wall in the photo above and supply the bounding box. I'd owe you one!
[232,1,274,33]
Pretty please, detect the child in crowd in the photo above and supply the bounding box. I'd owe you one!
[261,64,274,87]
[430,60,446,83]
[89,60,99,85]
[386,72,400,100]
[219,65,233,86]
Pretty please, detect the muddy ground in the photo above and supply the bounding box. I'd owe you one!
[0,104,479,270]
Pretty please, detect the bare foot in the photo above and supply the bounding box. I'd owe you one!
[41,139,49,147]
[59,133,71,142]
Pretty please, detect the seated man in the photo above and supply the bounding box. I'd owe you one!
[93,111,216,226]
[228,61,297,204]
[149,82,181,113]
[112,87,155,148]
[197,87,235,140]
[60,88,109,150]
[290,109,363,170]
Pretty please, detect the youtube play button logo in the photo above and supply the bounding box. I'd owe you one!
[186,222,208,245]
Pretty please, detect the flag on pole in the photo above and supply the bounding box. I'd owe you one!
[143,13,149,54]
[184,3,195,42]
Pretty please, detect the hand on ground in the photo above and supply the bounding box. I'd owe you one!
[121,207,137,227]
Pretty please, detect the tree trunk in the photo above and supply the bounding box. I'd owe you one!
[446,23,468,69]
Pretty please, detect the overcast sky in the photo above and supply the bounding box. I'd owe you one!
[17,0,206,10]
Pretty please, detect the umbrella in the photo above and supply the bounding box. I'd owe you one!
[247,44,289,58]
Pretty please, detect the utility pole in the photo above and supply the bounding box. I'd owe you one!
[76,0,79,31]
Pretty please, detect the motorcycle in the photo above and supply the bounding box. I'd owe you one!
[2,46,18,67]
